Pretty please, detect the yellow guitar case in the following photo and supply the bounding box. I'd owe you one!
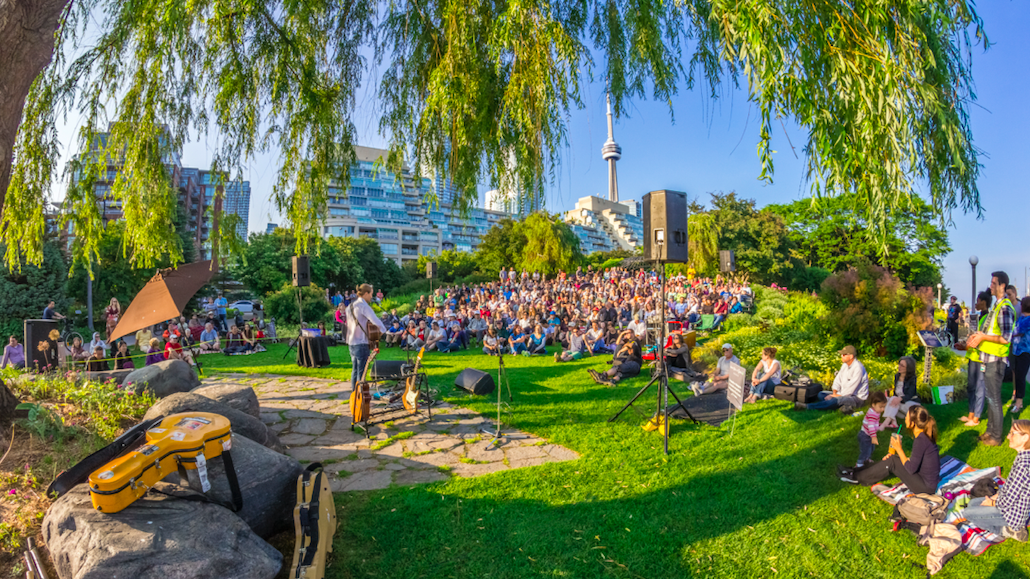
[87,412,242,513]
[291,463,338,579]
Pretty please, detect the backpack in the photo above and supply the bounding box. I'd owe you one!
[897,493,949,536]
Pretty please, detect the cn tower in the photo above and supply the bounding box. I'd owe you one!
[601,93,622,203]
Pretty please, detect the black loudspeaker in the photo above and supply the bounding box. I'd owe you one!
[454,367,495,395]
[642,190,688,263]
[292,256,310,287]
[371,360,410,380]
[24,319,58,371]
[426,261,437,279]
[719,250,736,272]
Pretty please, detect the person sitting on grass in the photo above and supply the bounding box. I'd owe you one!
[145,338,165,365]
[882,356,920,428]
[839,405,939,495]
[135,326,154,353]
[385,320,405,347]
[960,419,1030,542]
[482,327,504,356]
[69,336,89,363]
[508,325,529,356]
[744,347,781,404]
[113,340,135,370]
[665,332,692,371]
[528,325,547,355]
[796,345,868,413]
[403,321,426,351]
[222,325,247,355]
[585,321,609,355]
[199,322,221,352]
[425,321,447,352]
[555,326,589,362]
[85,346,109,372]
[440,321,465,353]
[164,333,196,366]
[856,391,890,469]
[693,343,740,397]
[590,329,642,386]
[467,312,488,347]
[1,336,25,370]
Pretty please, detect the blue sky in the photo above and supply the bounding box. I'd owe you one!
[53,2,1028,300]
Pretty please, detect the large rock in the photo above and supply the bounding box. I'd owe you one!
[43,483,282,579]
[180,434,304,538]
[84,369,134,386]
[191,383,260,419]
[144,393,284,453]
[123,360,200,398]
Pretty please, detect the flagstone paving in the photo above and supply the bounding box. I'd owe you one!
[202,372,579,491]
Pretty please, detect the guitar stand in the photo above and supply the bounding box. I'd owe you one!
[481,352,525,448]
[351,372,434,438]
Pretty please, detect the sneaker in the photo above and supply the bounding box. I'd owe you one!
[1003,526,1029,542]
[871,484,892,495]
[839,473,858,484]
[979,434,1003,446]
[691,384,703,397]
[839,404,854,415]
[835,464,853,478]
[588,369,603,384]
[794,401,808,411]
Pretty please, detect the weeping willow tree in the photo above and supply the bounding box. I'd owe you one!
[687,212,720,276]
[520,212,582,276]
[1,0,986,273]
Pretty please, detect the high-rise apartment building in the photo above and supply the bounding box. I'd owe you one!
[322,146,511,264]
[564,196,643,254]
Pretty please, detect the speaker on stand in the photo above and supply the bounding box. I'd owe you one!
[426,261,437,297]
[286,256,310,361]
[642,190,689,263]
[719,250,736,273]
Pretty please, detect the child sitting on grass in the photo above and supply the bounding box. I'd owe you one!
[857,391,890,468]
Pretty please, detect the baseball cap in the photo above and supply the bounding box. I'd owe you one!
[839,345,857,356]
[721,343,733,350]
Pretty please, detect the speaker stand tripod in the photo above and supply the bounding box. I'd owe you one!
[481,351,523,448]
[281,287,306,360]
[607,259,696,454]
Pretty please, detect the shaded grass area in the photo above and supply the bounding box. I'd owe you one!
[202,343,1029,578]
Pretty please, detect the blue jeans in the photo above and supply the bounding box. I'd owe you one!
[808,391,843,411]
[962,497,1007,535]
[984,360,1006,440]
[968,360,985,418]
[750,379,778,397]
[350,343,370,385]
[857,431,874,466]
[712,314,725,330]
[510,342,527,354]
[591,341,608,354]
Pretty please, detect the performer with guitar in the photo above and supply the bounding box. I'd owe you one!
[347,284,387,387]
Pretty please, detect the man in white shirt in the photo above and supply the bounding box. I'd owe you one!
[628,316,647,340]
[425,322,447,351]
[694,343,740,396]
[797,345,869,412]
[555,326,588,362]
[347,284,387,385]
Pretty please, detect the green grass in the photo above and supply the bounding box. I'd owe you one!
[205,343,1029,578]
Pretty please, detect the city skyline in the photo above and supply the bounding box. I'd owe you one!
[43,2,1029,296]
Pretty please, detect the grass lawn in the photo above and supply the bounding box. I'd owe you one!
[201,343,1029,578]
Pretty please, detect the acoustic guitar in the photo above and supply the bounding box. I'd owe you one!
[349,347,378,424]
[403,347,426,414]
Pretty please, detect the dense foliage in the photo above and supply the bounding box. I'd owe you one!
[230,231,407,297]
[0,241,69,340]
[474,214,583,276]
[769,194,950,287]
[264,283,333,326]
[4,0,986,276]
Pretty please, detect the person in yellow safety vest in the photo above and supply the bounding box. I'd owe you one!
[961,290,993,427]
[967,271,1016,446]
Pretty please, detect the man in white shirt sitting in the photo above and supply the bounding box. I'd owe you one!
[628,315,647,340]
[693,343,740,396]
[796,345,869,413]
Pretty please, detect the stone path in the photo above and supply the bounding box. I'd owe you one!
[201,373,579,491]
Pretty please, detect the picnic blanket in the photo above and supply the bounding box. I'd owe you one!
[874,455,1006,556]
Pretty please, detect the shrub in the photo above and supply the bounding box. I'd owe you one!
[265,283,332,325]
[722,314,755,332]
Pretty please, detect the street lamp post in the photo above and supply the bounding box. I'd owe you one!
[969,255,979,307]
[937,283,942,309]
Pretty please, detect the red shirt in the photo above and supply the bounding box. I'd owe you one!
[165,342,183,358]
[714,302,729,315]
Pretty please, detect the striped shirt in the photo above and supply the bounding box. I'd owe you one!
[861,408,885,437]
[998,450,1030,530]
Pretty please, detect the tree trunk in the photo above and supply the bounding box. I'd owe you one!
[0,378,18,448]
[0,0,71,221]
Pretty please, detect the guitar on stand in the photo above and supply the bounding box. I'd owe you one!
[349,346,378,435]
[402,346,428,415]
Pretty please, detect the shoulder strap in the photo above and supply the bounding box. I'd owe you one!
[160,447,244,512]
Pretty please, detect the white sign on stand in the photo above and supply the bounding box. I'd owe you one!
[727,362,746,411]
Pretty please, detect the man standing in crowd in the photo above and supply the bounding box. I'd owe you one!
[967,271,1015,447]
[797,345,868,413]
[946,295,962,345]
[347,284,387,386]
[215,292,229,332]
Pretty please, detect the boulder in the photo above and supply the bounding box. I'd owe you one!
[144,393,284,453]
[123,360,200,398]
[84,368,134,386]
[43,483,282,579]
[191,383,260,419]
[180,434,304,538]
